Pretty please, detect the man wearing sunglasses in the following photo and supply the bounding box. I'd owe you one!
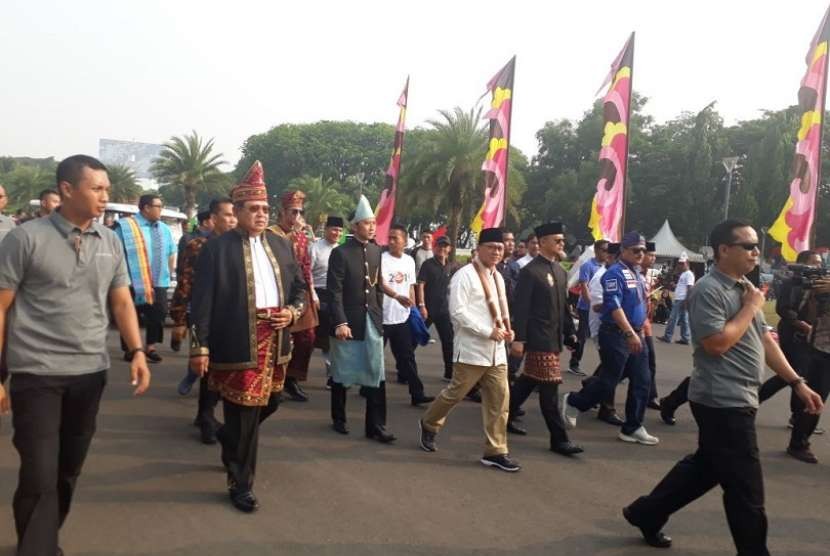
[268,190,319,402]
[623,219,823,554]
[560,231,658,447]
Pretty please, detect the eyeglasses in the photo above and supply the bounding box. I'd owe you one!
[247,205,270,214]
[553,238,566,245]
[290,209,304,216]
[729,242,759,251]
[629,247,646,254]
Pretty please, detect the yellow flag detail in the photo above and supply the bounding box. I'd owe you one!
[769,197,798,262]
[797,110,821,141]
[588,195,603,241]
[601,122,627,147]
[491,87,512,109]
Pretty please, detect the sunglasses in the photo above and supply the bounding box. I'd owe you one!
[553,238,566,245]
[290,209,305,216]
[629,247,646,254]
[729,242,759,251]
[247,205,270,214]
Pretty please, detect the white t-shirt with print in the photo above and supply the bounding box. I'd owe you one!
[382,252,416,325]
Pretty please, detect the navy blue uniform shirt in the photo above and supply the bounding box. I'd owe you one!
[600,260,647,329]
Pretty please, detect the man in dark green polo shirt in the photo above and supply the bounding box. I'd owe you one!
[0,154,151,556]
[622,219,823,555]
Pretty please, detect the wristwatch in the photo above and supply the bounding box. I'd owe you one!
[788,376,807,388]
[125,347,147,360]
[623,330,635,339]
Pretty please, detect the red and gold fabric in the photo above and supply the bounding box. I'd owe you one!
[523,351,562,384]
[169,235,208,326]
[208,308,287,407]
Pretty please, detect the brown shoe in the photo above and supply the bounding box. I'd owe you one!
[787,445,818,464]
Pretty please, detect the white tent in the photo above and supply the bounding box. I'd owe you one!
[649,220,704,263]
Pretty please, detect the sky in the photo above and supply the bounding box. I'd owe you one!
[2,0,829,169]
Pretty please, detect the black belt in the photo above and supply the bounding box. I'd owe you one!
[600,323,642,334]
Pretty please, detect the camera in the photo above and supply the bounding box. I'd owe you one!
[787,264,830,289]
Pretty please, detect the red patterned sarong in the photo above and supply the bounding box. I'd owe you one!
[209,309,287,406]
[523,351,562,384]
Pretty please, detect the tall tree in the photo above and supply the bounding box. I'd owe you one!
[2,164,54,209]
[152,131,226,217]
[399,107,525,250]
[288,175,351,231]
[106,164,143,203]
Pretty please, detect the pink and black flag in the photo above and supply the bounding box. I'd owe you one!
[587,33,634,242]
[471,56,516,234]
[375,77,409,246]
[770,6,830,261]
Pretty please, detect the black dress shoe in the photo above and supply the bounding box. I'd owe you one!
[366,426,396,443]
[411,394,435,407]
[418,420,436,452]
[514,407,526,417]
[623,506,672,548]
[332,421,349,435]
[229,489,259,513]
[200,421,217,445]
[550,441,584,456]
[146,350,163,363]
[506,421,527,435]
[597,409,625,426]
[284,378,309,402]
[659,399,677,425]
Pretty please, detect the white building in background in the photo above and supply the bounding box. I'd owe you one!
[98,138,163,189]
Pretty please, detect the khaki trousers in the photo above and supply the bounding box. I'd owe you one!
[422,361,509,457]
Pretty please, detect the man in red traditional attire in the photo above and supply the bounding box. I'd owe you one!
[189,161,307,513]
[268,190,318,402]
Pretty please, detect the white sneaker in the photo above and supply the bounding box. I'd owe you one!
[619,426,659,445]
[560,393,578,429]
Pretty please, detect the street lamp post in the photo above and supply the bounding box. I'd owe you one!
[722,156,740,220]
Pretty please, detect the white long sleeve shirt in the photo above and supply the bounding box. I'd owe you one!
[588,266,608,340]
[250,235,280,309]
[449,262,507,367]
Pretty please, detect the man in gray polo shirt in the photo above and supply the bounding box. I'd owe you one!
[622,219,823,555]
[0,155,151,556]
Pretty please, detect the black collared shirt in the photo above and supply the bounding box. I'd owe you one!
[417,256,458,316]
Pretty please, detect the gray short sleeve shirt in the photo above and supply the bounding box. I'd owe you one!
[0,211,130,375]
[687,267,768,408]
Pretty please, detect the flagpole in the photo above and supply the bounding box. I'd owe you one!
[502,56,516,230]
[620,33,634,236]
[812,38,829,247]
[397,76,410,219]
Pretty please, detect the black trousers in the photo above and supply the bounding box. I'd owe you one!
[196,376,221,426]
[790,349,830,449]
[220,394,280,492]
[661,376,690,411]
[330,381,387,435]
[384,322,424,398]
[10,371,107,556]
[509,374,569,445]
[569,308,590,367]
[645,335,658,401]
[426,313,454,379]
[121,286,168,349]
[626,402,768,556]
[758,338,808,410]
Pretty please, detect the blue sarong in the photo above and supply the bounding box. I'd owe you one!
[329,318,385,387]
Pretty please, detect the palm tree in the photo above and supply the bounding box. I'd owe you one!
[107,164,143,203]
[4,164,53,210]
[152,131,226,217]
[399,107,488,250]
[289,175,351,232]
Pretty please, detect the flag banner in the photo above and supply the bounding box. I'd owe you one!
[770,7,830,261]
[588,33,634,242]
[471,56,516,235]
[375,77,409,245]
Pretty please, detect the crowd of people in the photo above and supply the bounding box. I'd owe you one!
[0,154,828,555]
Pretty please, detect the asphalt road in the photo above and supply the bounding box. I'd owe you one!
[1,324,828,555]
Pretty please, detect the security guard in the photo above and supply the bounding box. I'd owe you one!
[560,232,659,445]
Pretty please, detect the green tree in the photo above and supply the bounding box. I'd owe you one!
[158,172,233,211]
[2,164,54,210]
[237,121,395,203]
[288,175,351,231]
[152,131,226,217]
[106,164,143,203]
[399,107,526,250]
